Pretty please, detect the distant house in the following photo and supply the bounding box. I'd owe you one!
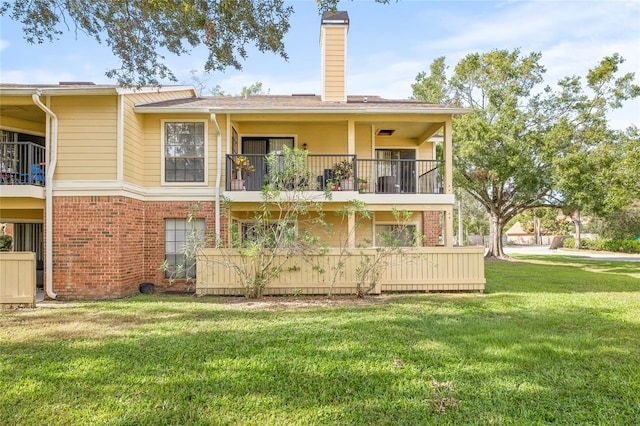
[0,11,484,300]
[505,222,532,245]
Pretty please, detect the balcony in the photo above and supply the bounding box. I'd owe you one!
[225,154,443,194]
[0,142,46,186]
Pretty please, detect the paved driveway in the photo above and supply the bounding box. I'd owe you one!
[503,245,640,262]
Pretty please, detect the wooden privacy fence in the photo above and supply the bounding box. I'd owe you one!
[0,252,36,308]
[197,246,485,296]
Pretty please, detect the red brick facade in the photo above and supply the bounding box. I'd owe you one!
[51,196,220,300]
[423,211,442,246]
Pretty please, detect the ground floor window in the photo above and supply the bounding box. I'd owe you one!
[164,219,205,278]
[232,220,296,248]
[375,224,418,247]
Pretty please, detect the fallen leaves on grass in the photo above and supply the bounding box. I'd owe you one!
[427,379,459,414]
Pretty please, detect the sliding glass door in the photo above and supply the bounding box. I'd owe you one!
[375,149,416,193]
[242,137,294,190]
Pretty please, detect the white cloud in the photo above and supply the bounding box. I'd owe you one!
[0,39,8,52]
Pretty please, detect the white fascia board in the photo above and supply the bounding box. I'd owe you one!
[134,107,470,115]
[213,109,470,115]
[51,180,216,201]
[0,185,45,199]
[0,85,196,97]
[0,88,117,96]
[115,85,195,95]
[134,107,212,114]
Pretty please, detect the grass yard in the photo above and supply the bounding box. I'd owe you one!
[1,257,639,425]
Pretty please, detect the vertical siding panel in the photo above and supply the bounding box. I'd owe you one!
[0,252,36,307]
[197,247,485,295]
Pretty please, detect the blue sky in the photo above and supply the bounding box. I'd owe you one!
[1,0,638,128]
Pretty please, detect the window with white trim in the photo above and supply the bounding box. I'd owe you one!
[375,224,418,247]
[164,121,205,183]
[165,219,205,278]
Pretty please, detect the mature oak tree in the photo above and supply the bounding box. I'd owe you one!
[412,50,638,258]
[2,0,390,87]
[545,55,640,247]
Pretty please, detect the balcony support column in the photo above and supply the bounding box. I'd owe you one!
[444,119,453,194]
[348,119,355,155]
[444,206,454,247]
[348,214,356,248]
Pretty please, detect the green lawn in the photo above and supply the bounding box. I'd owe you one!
[1,257,639,425]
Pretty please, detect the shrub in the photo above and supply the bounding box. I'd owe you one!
[562,237,640,254]
[562,237,575,249]
[0,234,11,251]
[602,239,640,254]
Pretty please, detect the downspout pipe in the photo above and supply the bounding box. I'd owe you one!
[32,91,58,299]
[210,113,222,245]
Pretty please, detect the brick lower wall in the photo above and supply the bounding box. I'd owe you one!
[423,211,441,246]
[51,196,220,300]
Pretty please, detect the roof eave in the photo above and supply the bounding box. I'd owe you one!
[0,85,196,97]
[134,106,471,115]
[0,87,116,96]
[134,107,213,114]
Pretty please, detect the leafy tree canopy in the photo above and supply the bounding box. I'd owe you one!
[413,49,639,257]
[2,0,390,87]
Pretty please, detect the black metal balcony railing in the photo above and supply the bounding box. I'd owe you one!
[0,142,46,186]
[226,153,356,192]
[226,154,443,194]
[356,159,443,194]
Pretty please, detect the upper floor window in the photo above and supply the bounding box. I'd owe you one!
[163,121,206,183]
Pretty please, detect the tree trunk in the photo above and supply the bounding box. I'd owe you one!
[485,213,506,258]
[573,210,582,249]
[533,209,541,245]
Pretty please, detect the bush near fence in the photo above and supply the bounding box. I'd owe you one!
[563,238,640,254]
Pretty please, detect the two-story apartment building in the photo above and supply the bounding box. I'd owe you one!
[0,11,484,300]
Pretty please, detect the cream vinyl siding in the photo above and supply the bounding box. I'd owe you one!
[420,142,435,160]
[300,213,342,247]
[322,26,347,102]
[52,96,117,181]
[122,95,145,185]
[304,214,376,248]
[236,122,347,154]
[122,91,196,186]
[375,211,422,223]
[142,114,162,186]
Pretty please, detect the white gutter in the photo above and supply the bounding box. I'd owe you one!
[210,114,222,244]
[32,91,58,299]
[116,95,124,181]
[135,107,471,115]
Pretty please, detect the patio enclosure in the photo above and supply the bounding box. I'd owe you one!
[197,246,485,296]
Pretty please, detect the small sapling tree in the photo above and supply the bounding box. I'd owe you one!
[213,146,331,298]
[354,208,422,297]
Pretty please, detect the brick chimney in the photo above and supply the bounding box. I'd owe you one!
[320,11,349,103]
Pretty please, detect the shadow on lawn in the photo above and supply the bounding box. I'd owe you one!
[2,295,640,425]
[485,256,640,294]
[513,254,640,276]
